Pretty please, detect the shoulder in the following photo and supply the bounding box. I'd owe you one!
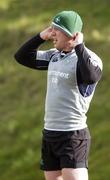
[85,46,103,70]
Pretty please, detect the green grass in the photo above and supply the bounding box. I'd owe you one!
[0,0,110,179]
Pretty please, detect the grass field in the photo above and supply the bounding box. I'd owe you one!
[0,0,110,179]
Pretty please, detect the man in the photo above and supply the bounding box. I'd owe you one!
[14,11,102,180]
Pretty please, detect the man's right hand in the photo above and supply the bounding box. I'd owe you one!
[40,27,53,41]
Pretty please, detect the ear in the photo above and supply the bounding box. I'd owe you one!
[68,38,75,48]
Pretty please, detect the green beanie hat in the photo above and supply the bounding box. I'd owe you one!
[52,11,83,37]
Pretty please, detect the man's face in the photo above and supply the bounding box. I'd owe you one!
[51,27,72,51]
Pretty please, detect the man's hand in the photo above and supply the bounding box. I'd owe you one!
[40,27,53,41]
[72,32,84,47]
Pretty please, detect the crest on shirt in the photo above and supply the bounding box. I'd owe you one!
[50,54,58,62]
[52,57,58,62]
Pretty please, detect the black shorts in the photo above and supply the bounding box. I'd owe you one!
[40,128,91,171]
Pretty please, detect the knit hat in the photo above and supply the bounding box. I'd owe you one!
[52,11,83,37]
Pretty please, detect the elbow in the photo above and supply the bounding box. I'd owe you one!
[14,53,18,62]
[14,51,24,64]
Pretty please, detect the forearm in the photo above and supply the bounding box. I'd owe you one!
[75,43,102,84]
[14,33,45,69]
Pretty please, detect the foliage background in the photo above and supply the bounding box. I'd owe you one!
[0,0,110,179]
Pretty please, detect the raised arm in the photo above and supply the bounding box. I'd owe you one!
[73,32,102,84]
[14,27,53,70]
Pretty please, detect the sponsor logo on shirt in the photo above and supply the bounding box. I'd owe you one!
[48,71,69,79]
[49,70,69,85]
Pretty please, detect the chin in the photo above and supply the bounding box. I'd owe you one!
[55,46,62,51]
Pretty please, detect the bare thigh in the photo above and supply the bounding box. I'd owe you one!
[62,168,88,180]
[44,170,63,180]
